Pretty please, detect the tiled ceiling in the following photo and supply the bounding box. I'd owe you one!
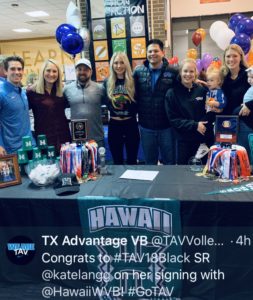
[0,0,74,41]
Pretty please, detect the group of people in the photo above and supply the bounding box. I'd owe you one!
[0,40,253,166]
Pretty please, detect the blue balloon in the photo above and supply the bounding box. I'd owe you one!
[61,32,84,55]
[55,23,76,44]
[235,18,253,39]
[228,13,245,32]
[230,33,251,54]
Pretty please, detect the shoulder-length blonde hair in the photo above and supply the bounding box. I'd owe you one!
[34,59,63,97]
[221,44,248,77]
[107,52,135,105]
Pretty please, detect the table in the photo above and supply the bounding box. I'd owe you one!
[0,165,253,300]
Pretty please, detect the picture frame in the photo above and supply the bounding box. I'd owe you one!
[215,115,239,145]
[0,154,22,188]
[71,119,88,142]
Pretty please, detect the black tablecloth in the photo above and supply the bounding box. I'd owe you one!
[0,165,253,300]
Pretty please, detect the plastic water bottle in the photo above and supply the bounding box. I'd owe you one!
[98,147,107,175]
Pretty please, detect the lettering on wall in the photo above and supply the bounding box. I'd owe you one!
[0,38,79,84]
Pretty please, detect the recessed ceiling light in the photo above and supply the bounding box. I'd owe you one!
[12,28,32,33]
[25,11,49,17]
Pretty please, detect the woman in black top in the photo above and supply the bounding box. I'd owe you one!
[103,52,140,164]
[165,58,207,164]
[221,44,251,156]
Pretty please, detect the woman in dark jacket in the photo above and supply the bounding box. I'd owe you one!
[165,58,207,164]
[221,44,251,156]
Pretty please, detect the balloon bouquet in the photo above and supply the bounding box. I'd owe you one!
[186,12,253,73]
[186,28,208,66]
[55,1,90,57]
[209,13,253,65]
[185,29,218,77]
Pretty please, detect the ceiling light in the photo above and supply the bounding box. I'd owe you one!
[13,28,32,33]
[25,11,49,17]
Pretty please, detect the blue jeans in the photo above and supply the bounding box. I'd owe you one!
[140,126,175,165]
[238,120,252,159]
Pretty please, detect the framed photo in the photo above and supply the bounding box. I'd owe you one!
[0,154,22,188]
[215,115,239,144]
[71,119,88,142]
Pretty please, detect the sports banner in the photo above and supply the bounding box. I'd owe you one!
[87,0,148,82]
[78,196,182,299]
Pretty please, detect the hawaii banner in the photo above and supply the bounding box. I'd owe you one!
[87,0,148,81]
[78,196,182,299]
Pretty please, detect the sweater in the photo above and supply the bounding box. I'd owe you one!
[222,67,251,113]
[63,80,104,144]
[222,67,252,127]
[0,81,35,153]
[27,88,71,152]
[165,79,207,141]
[103,78,137,118]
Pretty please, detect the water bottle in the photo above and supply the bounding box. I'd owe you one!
[98,147,107,175]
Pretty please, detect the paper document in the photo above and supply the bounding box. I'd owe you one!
[120,170,159,181]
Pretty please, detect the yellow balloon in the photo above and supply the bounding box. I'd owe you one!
[186,48,198,59]
[196,28,206,41]
[247,50,253,66]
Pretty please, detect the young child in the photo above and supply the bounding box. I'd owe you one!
[242,66,253,105]
[195,67,227,159]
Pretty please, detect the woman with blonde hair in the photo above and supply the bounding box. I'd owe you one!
[27,59,71,153]
[221,44,251,155]
[103,52,139,164]
[165,58,207,164]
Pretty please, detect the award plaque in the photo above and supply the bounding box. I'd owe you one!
[215,115,239,144]
[71,119,88,142]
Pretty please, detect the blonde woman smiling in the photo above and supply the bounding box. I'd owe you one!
[103,52,140,164]
[27,59,71,154]
[165,58,207,164]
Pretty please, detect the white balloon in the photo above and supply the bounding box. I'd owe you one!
[215,28,235,50]
[79,27,90,50]
[209,21,227,41]
[67,15,81,29]
[66,1,81,29]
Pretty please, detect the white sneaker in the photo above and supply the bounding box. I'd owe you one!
[195,143,210,159]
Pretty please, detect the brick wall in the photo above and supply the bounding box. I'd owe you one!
[147,0,171,57]
[147,0,166,41]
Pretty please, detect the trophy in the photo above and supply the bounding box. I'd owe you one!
[98,147,108,175]
[215,115,239,146]
[71,119,88,143]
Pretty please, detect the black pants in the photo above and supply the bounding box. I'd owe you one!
[108,118,140,165]
[200,111,215,146]
[176,140,201,165]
